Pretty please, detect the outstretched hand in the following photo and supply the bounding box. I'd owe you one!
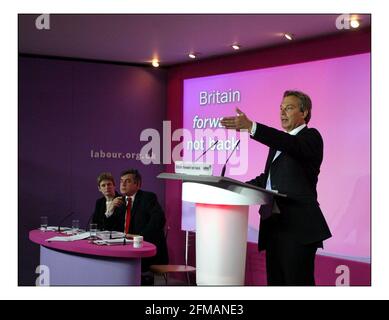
[220,108,253,131]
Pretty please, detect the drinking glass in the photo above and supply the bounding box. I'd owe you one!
[72,220,80,235]
[89,223,98,240]
[40,216,48,231]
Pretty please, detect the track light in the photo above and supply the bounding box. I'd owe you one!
[350,19,360,29]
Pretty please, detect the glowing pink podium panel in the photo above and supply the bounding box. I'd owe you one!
[158,173,282,285]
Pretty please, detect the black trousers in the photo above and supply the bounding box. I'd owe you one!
[265,232,318,286]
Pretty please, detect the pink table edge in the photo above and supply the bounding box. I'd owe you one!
[29,230,156,259]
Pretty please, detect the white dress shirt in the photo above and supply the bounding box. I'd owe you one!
[125,193,136,207]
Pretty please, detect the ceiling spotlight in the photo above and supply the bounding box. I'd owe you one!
[188,53,197,59]
[151,59,159,67]
[232,44,241,50]
[350,19,360,29]
[284,33,294,41]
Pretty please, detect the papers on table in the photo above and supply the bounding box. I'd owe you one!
[44,229,140,245]
[94,238,134,246]
[61,229,85,235]
[46,232,91,242]
[97,231,125,240]
[41,226,71,232]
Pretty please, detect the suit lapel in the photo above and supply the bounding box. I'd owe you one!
[131,190,142,219]
[265,148,277,176]
[268,126,308,167]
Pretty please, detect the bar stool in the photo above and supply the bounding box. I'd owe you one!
[150,230,196,285]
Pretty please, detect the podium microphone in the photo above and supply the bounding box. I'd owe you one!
[195,139,219,162]
[221,140,241,177]
[57,211,75,232]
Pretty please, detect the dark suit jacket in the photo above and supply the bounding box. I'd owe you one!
[92,191,121,231]
[247,123,332,251]
[110,190,169,267]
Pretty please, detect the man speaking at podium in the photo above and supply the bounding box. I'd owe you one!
[221,90,332,286]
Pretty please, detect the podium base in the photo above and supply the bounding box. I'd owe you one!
[195,203,248,286]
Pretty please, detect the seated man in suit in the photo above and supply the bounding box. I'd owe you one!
[115,168,169,284]
[91,172,122,231]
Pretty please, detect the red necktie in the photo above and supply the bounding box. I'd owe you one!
[124,197,132,234]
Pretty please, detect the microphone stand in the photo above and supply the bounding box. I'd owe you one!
[221,140,241,177]
[57,212,75,232]
[195,139,219,162]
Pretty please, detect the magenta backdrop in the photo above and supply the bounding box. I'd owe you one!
[183,53,370,261]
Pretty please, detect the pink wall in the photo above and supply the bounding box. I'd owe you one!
[166,28,371,285]
[182,53,370,259]
[245,242,371,286]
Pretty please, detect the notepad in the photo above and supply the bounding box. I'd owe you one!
[46,232,90,242]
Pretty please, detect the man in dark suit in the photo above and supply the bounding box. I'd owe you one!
[113,169,168,283]
[221,90,332,286]
[92,172,121,231]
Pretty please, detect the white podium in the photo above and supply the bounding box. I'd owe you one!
[157,173,285,286]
